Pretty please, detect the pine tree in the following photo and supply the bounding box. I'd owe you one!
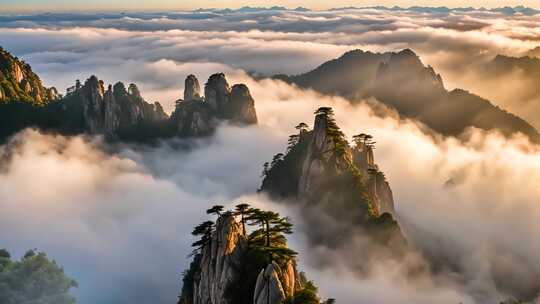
[190,220,214,255]
[206,205,224,217]
[234,203,251,236]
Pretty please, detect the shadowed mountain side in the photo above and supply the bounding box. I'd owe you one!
[276,49,540,142]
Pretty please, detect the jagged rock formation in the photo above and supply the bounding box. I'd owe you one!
[179,214,310,304]
[0,47,58,104]
[0,48,258,142]
[276,49,540,142]
[70,76,167,136]
[184,74,202,101]
[184,215,247,304]
[170,74,257,136]
[260,108,403,250]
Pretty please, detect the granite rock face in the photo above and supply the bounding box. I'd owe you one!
[253,260,298,304]
[191,215,247,304]
[180,215,300,304]
[184,74,202,101]
[171,74,257,136]
[74,76,168,136]
[298,112,352,198]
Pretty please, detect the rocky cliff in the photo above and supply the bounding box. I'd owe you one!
[63,76,168,137]
[0,47,58,104]
[179,210,317,304]
[260,108,403,250]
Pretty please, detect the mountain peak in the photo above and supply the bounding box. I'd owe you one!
[260,107,404,252]
[184,74,202,101]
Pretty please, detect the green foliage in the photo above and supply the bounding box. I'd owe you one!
[191,220,215,254]
[206,205,224,216]
[245,208,297,262]
[259,127,313,197]
[285,281,320,304]
[0,249,77,304]
[223,246,268,304]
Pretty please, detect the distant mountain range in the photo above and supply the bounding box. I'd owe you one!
[192,5,540,15]
[276,49,540,142]
[2,45,539,144]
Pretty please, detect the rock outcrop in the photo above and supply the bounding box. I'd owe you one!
[0,50,258,142]
[260,108,404,251]
[170,74,257,136]
[0,47,59,104]
[71,76,168,136]
[189,215,247,304]
[184,74,202,101]
[253,261,298,304]
[179,214,305,304]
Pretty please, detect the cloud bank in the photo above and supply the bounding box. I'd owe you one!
[2,7,540,304]
[3,8,540,116]
[3,76,540,303]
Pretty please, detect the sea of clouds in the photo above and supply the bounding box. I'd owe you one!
[2,7,540,304]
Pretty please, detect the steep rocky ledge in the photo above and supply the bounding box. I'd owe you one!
[179,205,327,304]
[260,107,404,250]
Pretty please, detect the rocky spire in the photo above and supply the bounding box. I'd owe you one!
[184,74,202,101]
[204,73,230,112]
[128,83,142,99]
[189,215,247,304]
[298,109,352,197]
[228,84,258,124]
[180,211,311,304]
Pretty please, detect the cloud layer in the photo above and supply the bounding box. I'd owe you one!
[3,8,540,116]
[3,8,540,304]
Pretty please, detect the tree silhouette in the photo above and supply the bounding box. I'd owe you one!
[206,205,224,217]
[234,203,251,236]
[287,134,300,152]
[352,133,367,147]
[261,162,270,178]
[295,122,309,133]
[191,221,214,254]
[314,106,333,116]
[271,153,284,168]
[246,208,296,262]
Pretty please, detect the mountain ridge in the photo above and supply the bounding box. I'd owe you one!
[276,48,540,142]
[0,47,258,143]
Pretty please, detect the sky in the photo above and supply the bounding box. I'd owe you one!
[3,0,540,12]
